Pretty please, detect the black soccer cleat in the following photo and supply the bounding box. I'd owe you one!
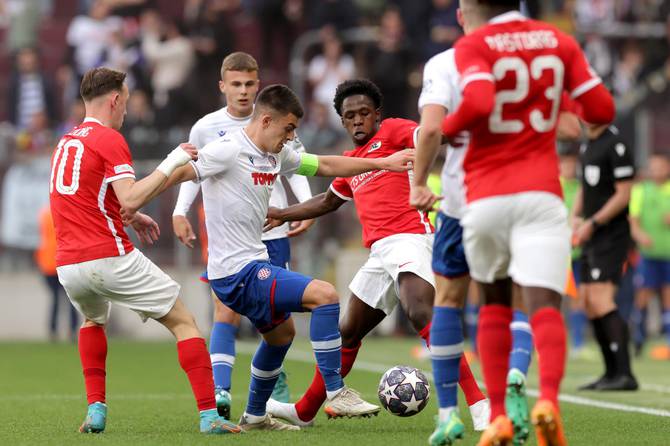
[595,374,639,391]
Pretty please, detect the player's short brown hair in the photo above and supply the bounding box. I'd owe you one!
[80,67,126,102]
[220,52,259,78]
[254,84,304,119]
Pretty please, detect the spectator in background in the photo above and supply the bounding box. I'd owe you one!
[56,99,86,136]
[308,27,356,127]
[630,153,670,358]
[252,0,304,76]
[365,6,412,120]
[141,10,195,128]
[7,47,57,130]
[612,41,645,98]
[298,101,345,155]
[121,90,160,159]
[14,110,55,157]
[424,0,461,59]
[388,0,431,58]
[304,0,358,30]
[35,206,78,342]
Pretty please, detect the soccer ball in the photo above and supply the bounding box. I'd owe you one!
[378,365,430,417]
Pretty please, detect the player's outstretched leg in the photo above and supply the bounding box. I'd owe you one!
[507,310,532,444]
[78,324,108,433]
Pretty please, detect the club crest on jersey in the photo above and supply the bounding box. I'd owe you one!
[368,141,382,153]
[584,165,600,186]
[257,267,272,280]
[268,155,277,168]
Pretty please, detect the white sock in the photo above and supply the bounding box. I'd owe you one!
[243,412,266,424]
[326,386,345,400]
[438,407,457,423]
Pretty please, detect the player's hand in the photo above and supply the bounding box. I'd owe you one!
[264,207,286,233]
[287,219,315,238]
[178,143,198,162]
[120,207,136,226]
[131,212,160,245]
[573,219,594,246]
[636,231,653,248]
[410,184,442,212]
[380,149,415,172]
[172,215,196,248]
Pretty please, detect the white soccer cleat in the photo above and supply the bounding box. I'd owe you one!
[469,398,491,432]
[266,398,315,427]
[238,413,301,431]
[323,387,381,419]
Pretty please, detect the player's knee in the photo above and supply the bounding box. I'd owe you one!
[306,280,339,307]
[214,299,239,324]
[405,303,432,331]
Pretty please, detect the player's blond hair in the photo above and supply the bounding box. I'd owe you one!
[220,52,259,79]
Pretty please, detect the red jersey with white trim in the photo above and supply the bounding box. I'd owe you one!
[330,118,433,248]
[50,118,135,266]
[451,11,602,202]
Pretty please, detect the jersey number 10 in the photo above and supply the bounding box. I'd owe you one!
[489,55,564,134]
[50,138,84,195]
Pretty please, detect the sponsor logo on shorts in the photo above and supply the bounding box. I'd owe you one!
[591,268,601,280]
[399,261,413,269]
[257,267,272,280]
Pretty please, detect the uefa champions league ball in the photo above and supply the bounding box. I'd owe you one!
[378,366,430,417]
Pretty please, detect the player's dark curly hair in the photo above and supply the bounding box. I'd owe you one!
[333,79,383,117]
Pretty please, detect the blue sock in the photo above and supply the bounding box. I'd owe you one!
[569,310,588,349]
[509,310,532,377]
[465,304,479,353]
[631,307,647,347]
[429,306,463,409]
[663,310,670,346]
[246,341,291,416]
[209,322,237,391]
[310,303,343,393]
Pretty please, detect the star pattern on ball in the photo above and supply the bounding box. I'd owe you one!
[402,392,423,414]
[380,379,399,406]
[401,369,426,389]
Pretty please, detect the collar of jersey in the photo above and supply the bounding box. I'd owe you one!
[241,128,269,157]
[489,10,526,24]
[224,106,253,121]
[83,117,104,126]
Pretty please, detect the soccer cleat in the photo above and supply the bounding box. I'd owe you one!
[79,402,107,433]
[578,375,609,391]
[476,415,514,446]
[469,398,491,432]
[215,387,232,419]
[266,398,315,427]
[505,369,529,444]
[270,370,290,403]
[238,413,301,431]
[199,410,242,434]
[428,411,466,446]
[594,374,639,391]
[531,400,566,446]
[324,387,380,419]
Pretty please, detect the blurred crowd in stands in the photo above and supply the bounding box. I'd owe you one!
[0,0,669,342]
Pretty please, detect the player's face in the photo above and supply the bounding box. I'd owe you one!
[649,155,670,183]
[263,112,299,154]
[220,70,259,117]
[110,84,129,130]
[340,95,381,146]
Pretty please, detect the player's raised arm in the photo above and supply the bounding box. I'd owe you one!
[265,189,346,233]
[293,150,414,178]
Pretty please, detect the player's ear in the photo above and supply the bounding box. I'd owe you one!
[218,80,225,94]
[457,8,464,28]
[375,108,382,124]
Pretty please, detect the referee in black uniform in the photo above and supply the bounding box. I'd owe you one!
[572,124,638,391]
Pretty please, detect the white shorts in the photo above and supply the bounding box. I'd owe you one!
[56,249,180,325]
[460,192,570,294]
[349,233,435,315]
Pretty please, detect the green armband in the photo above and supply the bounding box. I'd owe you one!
[296,153,319,176]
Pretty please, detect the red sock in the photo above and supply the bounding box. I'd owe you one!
[295,342,361,421]
[419,323,431,346]
[478,304,512,420]
[177,337,216,411]
[458,355,486,406]
[531,308,566,408]
[79,326,107,405]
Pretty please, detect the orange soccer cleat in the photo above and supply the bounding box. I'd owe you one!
[476,415,514,446]
[531,400,567,446]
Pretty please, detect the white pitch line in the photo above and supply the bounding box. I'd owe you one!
[238,341,670,418]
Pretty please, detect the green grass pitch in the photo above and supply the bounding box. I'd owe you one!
[1,337,669,445]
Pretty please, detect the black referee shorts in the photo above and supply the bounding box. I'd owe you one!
[580,227,630,285]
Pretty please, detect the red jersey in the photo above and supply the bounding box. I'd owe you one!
[444,11,607,203]
[330,118,433,248]
[50,118,135,266]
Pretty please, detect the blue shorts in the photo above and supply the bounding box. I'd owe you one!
[432,212,469,278]
[200,237,291,282]
[209,261,312,333]
[634,257,670,290]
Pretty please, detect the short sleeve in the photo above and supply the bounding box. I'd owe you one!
[101,130,135,183]
[608,139,635,182]
[330,177,353,201]
[629,183,643,218]
[561,34,602,99]
[454,38,494,90]
[188,119,203,149]
[278,145,303,175]
[191,139,239,182]
[418,51,454,112]
[382,118,420,149]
